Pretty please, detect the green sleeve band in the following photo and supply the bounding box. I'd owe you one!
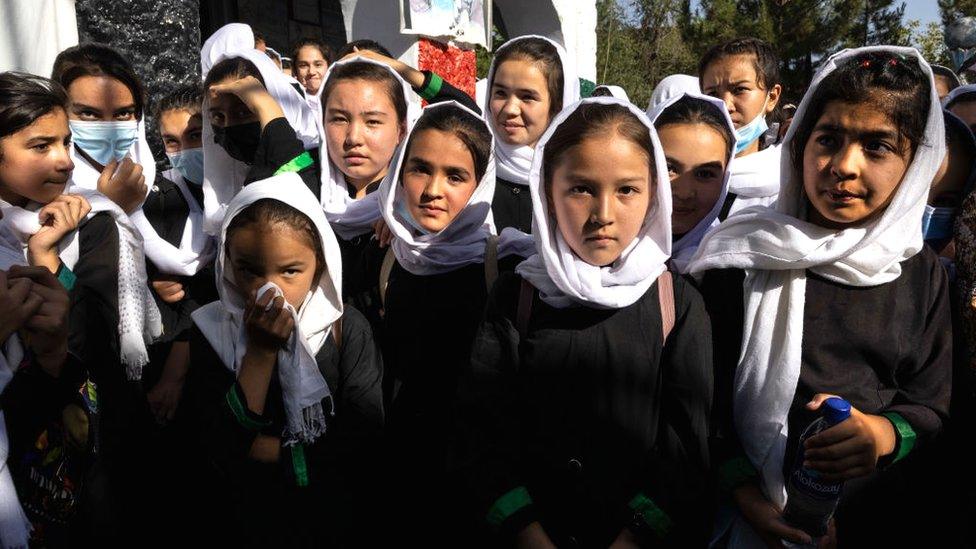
[419,72,444,101]
[224,385,272,431]
[882,412,916,463]
[628,493,673,538]
[579,78,596,98]
[274,151,314,175]
[289,444,309,487]
[718,455,758,493]
[56,263,76,291]
[486,486,532,527]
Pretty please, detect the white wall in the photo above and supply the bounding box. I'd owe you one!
[0,0,79,76]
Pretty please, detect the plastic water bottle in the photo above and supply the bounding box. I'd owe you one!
[782,397,851,544]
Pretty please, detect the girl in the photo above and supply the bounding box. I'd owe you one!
[374,101,533,543]
[456,98,713,547]
[944,83,976,134]
[690,47,951,547]
[184,173,383,546]
[592,85,631,102]
[0,71,80,548]
[648,92,736,274]
[291,38,331,96]
[485,35,581,233]
[699,38,783,218]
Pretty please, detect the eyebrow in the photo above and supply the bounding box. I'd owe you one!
[813,123,899,141]
[565,173,645,185]
[491,83,540,96]
[694,161,725,170]
[25,135,63,144]
[72,102,136,113]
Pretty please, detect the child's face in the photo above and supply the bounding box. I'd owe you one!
[401,129,479,233]
[657,122,728,235]
[701,54,780,152]
[490,59,552,148]
[949,100,976,135]
[66,75,137,122]
[929,138,970,207]
[934,75,953,101]
[324,79,405,188]
[0,108,73,206]
[159,108,203,153]
[207,77,258,128]
[295,46,328,95]
[549,134,652,267]
[228,221,319,309]
[802,101,912,229]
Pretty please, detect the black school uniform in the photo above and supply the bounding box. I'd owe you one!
[492,177,533,233]
[700,246,952,546]
[182,305,383,547]
[455,272,713,547]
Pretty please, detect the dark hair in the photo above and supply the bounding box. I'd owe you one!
[542,103,654,197]
[253,32,266,45]
[336,39,393,59]
[291,38,333,66]
[493,37,565,118]
[51,43,147,119]
[654,96,734,160]
[154,84,203,120]
[947,90,976,108]
[0,72,68,162]
[320,62,408,124]
[204,57,266,90]
[404,105,492,182]
[225,199,326,279]
[932,64,961,91]
[699,37,781,91]
[789,51,930,175]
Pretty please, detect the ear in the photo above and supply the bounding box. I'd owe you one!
[397,122,407,143]
[766,84,783,114]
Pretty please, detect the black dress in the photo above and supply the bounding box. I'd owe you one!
[181,305,384,547]
[492,177,533,233]
[456,272,713,547]
[700,246,953,546]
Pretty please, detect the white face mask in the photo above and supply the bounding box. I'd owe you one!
[734,94,770,154]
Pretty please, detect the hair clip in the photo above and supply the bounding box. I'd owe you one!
[859,59,872,68]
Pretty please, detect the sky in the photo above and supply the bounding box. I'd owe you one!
[903,0,941,28]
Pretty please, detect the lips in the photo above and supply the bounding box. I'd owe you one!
[344,153,368,166]
[824,188,862,203]
[419,204,445,214]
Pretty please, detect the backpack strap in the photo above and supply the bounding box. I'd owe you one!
[331,316,343,351]
[657,270,675,343]
[515,278,535,339]
[718,192,738,221]
[484,235,500,291]
[379,247,396,309]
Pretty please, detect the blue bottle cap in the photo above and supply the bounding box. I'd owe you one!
[823,397,852,425]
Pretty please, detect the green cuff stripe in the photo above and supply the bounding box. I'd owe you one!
[628,493,673,539]
[274,151,314,175]
[486,486,532,527]
[718,455,758,493]
[56,263,76,291]
[419,72,444,101]
[225,385,271,431]
[290,444,309,487]
[882,412,917,463]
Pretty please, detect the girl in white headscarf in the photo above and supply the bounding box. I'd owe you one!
[648,74,701,112]
[648,92,736,274]
[484,35,581,233]
[689,47,951,548]
[184,173,383,546]
[456,98,713,547]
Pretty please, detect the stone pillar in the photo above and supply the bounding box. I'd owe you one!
[75,0,202,162]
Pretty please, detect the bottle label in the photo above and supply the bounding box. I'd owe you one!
[789,466,840,500]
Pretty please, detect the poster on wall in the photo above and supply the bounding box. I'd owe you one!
[400,0,491,49]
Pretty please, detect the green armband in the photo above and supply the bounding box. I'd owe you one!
[274,151,314,175]
[718,455,759,493]
[486,486,532,527]
[224,384,272,431]
[288,443,309,487]
[628,493,673,539]
[418,72,444,101]
[56,263,76,291]
[882,412,917,463]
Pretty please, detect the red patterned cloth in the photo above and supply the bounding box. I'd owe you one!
[417,38,476,99]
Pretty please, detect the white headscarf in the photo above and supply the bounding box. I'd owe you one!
[687,46,946,512]
[316,56,419,240]
[593,84,630,102]
[943,82,976,108]
[0,223,30,548]
[192,173,343,445]
[379,101,531,275]
[516,97,672,309]
[0,186,163,380]
[647,74,701,112]
[647,92,736,274]
[200,23,321,234]
[484,35,581,187]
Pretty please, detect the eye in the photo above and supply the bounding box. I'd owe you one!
[79,109,99,120]
[32,143,50,152]
[115,110,136,121]
[283,268,301,277]
[329,115,348,124]
[448,174,466,184]
[619,186,640,196]
[734,86,750,94]
[408,165,431,175]
[666,163,678,175]
[695,168,719,180]
[366,119,383,127]
[569,185,592,195]
[518,93,536,102]
[492,89,506,98]
[210,112,225,125]
[814,134,837,149]
[864,140,895,156]
[189,131,203,141]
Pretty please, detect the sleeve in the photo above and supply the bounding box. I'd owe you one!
[415,71,481,113]
[295,307,385,489]
[452,274,537,539]
[245,117,318,194]
[881,255,954,463]
[624,277,714,546]
[68,214,121,366]
[184,326,270,471]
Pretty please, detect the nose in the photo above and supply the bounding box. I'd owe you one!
[591,193,613,225]
[719,91,736,115]
[500,95,520,117]
[345,120,365,147]
[671,176,695,201]
[56,142,75,173]
[830,143,861,181]
[423,173,446,200]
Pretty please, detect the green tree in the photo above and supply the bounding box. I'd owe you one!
[913,20,953,67]
[844,0,908,47]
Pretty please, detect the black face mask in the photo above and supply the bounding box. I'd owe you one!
[213,121,261,164]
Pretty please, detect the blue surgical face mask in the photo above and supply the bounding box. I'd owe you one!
[167,147,204,185]
[922,204,957,241]
[734,95,770,155]
[395,200,430,235]
[69,120,139,165]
